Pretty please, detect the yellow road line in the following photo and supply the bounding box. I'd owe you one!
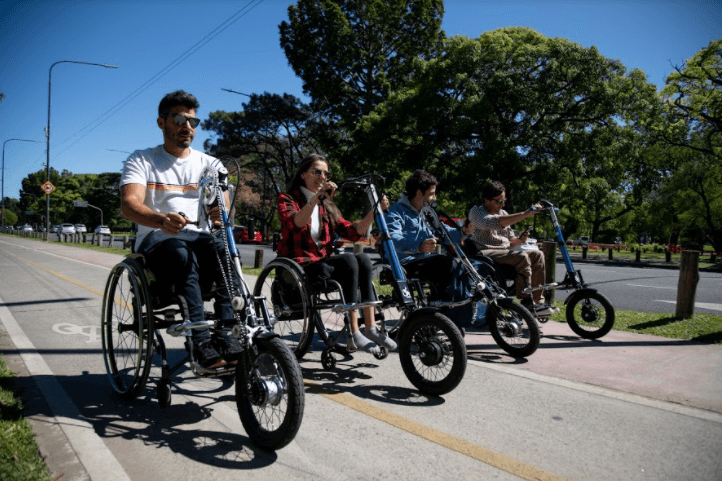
[8,247,565,480]
[23,256,105,297]
[305,381,567,481]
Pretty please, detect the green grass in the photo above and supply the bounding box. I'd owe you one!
[548,303,722,344]
[0,336,51,481]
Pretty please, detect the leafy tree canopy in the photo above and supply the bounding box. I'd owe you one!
[280,0,445,134]
[355,28,658,215]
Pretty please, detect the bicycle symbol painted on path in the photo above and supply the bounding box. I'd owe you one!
[52,322,101,343]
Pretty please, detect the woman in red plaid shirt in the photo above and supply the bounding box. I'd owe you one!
[277,154,395,354]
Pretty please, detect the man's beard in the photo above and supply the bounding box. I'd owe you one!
[165,126,193,148]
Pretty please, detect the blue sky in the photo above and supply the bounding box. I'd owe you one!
[1,0,720,200]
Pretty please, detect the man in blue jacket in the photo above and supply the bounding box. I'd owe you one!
[384,169,473,300]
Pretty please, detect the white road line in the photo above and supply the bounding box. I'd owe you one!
[0,293,131,481]
[627,284,675,289]
[0,238,112,270]
[655,300,722,312]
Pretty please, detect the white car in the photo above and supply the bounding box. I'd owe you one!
[20,224,34,232]
[573,236,590,246]
[94,225,111,235]
[60,223,76,235]
[50,225,60,233]
[74,223,88,233]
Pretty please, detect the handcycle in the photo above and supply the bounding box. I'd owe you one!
[414,201,541,358]
[253,174,467,396]
[480,199,615,339]
[101,161,304,450]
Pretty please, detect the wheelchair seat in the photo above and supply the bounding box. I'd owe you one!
[124,253,216,312]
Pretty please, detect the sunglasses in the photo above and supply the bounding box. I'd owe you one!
[168,113,200,128]
[492,198,506,205]
[308,169,331,180]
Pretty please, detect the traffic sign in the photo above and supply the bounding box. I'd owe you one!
[41,181,55,194]
[73,200,89,207]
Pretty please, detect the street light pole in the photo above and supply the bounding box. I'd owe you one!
[46,60,118,237]
[2,139,43,230]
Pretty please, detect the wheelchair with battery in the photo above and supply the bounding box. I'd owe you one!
[254,174,468,396]
[101,162,304,450]
[471,199,615,339]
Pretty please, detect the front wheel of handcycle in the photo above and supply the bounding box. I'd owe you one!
[398,311,467,396]
[101,260,154,400]
[487,301,540,358]
[565,290,615,339]
[236,337,305,450]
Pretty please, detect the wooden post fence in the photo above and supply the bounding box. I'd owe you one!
[675,250,700,319]
[541,241,557,303]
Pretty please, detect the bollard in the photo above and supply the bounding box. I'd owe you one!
[541,241,557,303]
[676,250,700,319]
[109,235,115,247]
[354,243,364,254]
[665,249,672,262]
[123,236,129,250]
[254,249,264,269]
[635,249,641,262]
[710,252,716,264]
[582,246,588,260]
[608,248,613,260]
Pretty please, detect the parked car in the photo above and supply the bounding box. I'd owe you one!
[573,236,590,246]
[233,226,262,243]
[37,226,46,232]
[20,224,34,232]
[50,225,60,233]
[74,223,87,233]
[94,225,111,235]
[60,223,76,235]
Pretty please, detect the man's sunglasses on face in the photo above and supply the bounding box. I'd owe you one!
[168,113,200,128]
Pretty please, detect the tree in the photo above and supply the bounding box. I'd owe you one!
[354,28,659,217]
[203,92,321,231]
[660,39,722,164]
[203,92,319,192]
[634,40,722,251]
[279,0,445,161]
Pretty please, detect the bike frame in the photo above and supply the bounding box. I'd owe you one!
[538,200,587,292]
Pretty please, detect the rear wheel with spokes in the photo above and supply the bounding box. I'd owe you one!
[101,259,154,400]
[254,259,314,359]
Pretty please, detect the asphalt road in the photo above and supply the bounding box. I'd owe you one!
[1,236,721,481]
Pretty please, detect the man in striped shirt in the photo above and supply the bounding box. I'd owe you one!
[468,181,556,317]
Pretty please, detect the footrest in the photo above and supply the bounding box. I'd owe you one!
[523,283,558,294]
[166,320,215,337]
[331,300,382,314]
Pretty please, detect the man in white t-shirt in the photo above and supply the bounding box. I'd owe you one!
[120,90,239,369]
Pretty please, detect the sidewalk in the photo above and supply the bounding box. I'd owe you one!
[464,320,722,415]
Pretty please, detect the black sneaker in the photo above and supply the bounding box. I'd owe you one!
[520,298,534,311]
[193,340,225,368]
[214,328,243,358]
